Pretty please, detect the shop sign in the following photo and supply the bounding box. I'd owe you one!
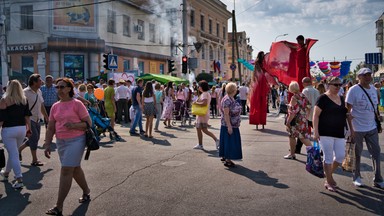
[7,45,35,52]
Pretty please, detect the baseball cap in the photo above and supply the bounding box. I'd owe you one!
[119,79,125,83]
[357,68,372,76]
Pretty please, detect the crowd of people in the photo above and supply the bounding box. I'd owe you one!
[280,68,384,193]
[0,74,247,215]
[1,66,384,214]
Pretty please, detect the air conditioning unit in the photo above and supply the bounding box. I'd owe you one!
[135,25,143,33]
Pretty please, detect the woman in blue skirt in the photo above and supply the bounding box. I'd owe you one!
[219,82,243,167]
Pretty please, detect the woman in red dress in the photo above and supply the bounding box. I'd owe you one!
[249,51,270,129]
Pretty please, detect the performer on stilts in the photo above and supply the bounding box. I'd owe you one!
[249,51,270,129]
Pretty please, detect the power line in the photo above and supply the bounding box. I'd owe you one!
[36,0,115,12]
[316,21,372,48]
[237,0,264,16]
[9,0,180,17]
[106,41,171,47]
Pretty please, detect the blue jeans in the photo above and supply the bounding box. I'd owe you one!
[130,105,143,133]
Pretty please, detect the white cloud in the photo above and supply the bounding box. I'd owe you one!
[221,0,384,69]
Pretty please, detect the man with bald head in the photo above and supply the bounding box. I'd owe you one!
[295,77,320,153]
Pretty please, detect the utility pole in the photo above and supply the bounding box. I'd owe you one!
[231,10,235,81]
[0,2,8,86]
[182,0,188,77]
[233,13,242,84]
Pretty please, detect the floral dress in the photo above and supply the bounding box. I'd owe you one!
[161,88,174,120]
[220,95,242,128]
[288,93,311,139]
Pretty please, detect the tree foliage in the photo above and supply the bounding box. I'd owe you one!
[195,72,213,83]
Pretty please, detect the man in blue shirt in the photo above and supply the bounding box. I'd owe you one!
[129,79,144,135]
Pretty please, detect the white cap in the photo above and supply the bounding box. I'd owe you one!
[357,68,372,76]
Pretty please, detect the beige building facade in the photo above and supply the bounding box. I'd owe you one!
[2,0,172,83]
[184,0,232,80]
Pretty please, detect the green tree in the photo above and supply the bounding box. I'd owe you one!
[195,72,213,83]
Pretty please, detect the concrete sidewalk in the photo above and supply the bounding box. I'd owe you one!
[0,111,383,216]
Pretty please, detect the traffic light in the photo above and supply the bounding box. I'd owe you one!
[102,53,109,70]
[168,59,175,73]
[182,55,188,74]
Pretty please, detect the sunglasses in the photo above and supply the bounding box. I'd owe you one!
[55,85,67,89]
[329,83,342,87]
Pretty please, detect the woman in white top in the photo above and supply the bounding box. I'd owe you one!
[142,82,156,138]
[154,83,163,131]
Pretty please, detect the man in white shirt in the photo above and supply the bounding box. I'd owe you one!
[238,83,249,115]
[126,80,133,122]
[19,74,49,166]
[116,79,130,124]
[296,77,320,153]
[346,68,384,189]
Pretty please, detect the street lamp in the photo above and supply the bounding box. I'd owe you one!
[275,33,288,42]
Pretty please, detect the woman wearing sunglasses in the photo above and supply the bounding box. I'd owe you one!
[313,76,352,192]
[44,78,92,216]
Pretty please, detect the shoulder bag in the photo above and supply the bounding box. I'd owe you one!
[358,85,382,133]
[191,94,209,116]
[342,136,355,172]
[84,121,100,160]
[306,141,325,178]
[29,94,38,112]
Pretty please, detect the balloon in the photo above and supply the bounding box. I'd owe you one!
[94,88,104,100]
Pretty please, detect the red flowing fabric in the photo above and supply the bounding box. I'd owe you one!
[264,39,317,90]
[249,63,269,125]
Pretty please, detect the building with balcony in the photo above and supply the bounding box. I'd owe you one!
[2,0,172,82]
[227,31,254,82]
[184,0,232,80]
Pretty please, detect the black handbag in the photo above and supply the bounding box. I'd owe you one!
[84,121,99,160]
[0,147,5,169]
[285,115,297,126]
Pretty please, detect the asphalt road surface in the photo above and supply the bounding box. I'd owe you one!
[1,111,383,216]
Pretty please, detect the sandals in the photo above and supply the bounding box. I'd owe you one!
[79,193,91,203]
[324,182,337,192]
[46,207,63,216]
[224,161,235,168]
[31,161,44,166]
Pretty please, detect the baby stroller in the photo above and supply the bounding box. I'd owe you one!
[172,100,192,126]
[88,107,121,141]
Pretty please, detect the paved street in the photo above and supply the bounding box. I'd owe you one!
[1,110,384,216]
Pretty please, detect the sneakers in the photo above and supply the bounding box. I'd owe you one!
[215,139,220,150]
[12,181,24,189]
[353,177,364,187]
[0,170,9,182]
[193,144,204,150]
[373,181,384,189]
[283,154,296,160]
